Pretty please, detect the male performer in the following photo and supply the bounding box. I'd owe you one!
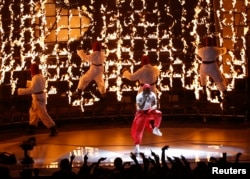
[73,41,106,99]
[17,63,58,136]
[122,55,160,94]
[197,36,228,104]
[131,83,162,153]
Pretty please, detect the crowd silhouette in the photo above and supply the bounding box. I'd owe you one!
[0,145,244,179]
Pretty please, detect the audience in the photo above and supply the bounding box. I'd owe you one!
[0,146,244,179]
[0,166,12,179]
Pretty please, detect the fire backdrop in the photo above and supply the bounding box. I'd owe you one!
[0,0,249,122]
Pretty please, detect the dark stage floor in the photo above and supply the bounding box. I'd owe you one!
[0,116,249,177]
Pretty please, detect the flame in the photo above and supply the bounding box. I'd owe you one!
[0,0,248,107]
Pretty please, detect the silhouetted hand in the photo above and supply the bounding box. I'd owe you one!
[167,156,173,164]
[236,152,242,158]
[173,156,183,165]
[130,152,139,165]
[181,155,191,171]
[98,157,106,163]
[181,155,189,165]
[235,152,242,163]
[161,145,170,170]
[151,150,157,157]
[84,153,88,163]
[139,152,146,159]
[138,152,149,169]
[70,153,75,162]
[210,157,218,163]
[162,145,169,151]
[130,152,137,160]
[148,156,156,165]
[151,150,160,165]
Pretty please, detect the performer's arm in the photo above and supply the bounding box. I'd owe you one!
[137,95,148,110]
[123,68,143,81]
[17,76,37,95]
[77,49,90,62]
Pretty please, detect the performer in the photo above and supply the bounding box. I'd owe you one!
[197,36,228,103]
[131,83,162,154]
[73,41,106,99]
[17,63,58,136]
[122,55,160,94]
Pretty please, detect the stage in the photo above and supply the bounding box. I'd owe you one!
[0,117,249,177]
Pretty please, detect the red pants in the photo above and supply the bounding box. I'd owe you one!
[131,109,162,145]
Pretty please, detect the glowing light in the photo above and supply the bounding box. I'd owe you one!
[0,0,248,107]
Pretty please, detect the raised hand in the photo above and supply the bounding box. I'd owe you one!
[162,145,169,151]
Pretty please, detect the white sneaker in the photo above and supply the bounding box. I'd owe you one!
[134,144,140,154]
[153,128,162,136]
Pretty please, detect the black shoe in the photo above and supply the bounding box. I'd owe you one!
[49,126,58,137]
[71,90,83,103]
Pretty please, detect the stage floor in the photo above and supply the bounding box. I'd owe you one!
[0,117,249,177]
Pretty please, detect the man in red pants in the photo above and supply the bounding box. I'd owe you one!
[131,83,162,154]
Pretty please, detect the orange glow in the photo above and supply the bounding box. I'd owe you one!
[0,0,248,107]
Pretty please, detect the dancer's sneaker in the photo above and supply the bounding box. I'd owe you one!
[134,144,140,154]
[153,127,162,136]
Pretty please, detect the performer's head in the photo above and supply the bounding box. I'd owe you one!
[204,36,214,47]
[30,63,40,76]
[142,83,151,94]
[141,55,150,66]
[92,41,102,51]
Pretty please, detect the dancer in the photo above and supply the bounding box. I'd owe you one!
[122,55,160,94]
[17,63,58,136]
[131,83,162,153]
[73,41,106,99]
[197,36,228,104]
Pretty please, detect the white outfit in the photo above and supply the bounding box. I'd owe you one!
[136,91,157,111]
[123,64,160,93]
[77,50,106,94]
[17,74,55,128]
[197,46,227,91]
